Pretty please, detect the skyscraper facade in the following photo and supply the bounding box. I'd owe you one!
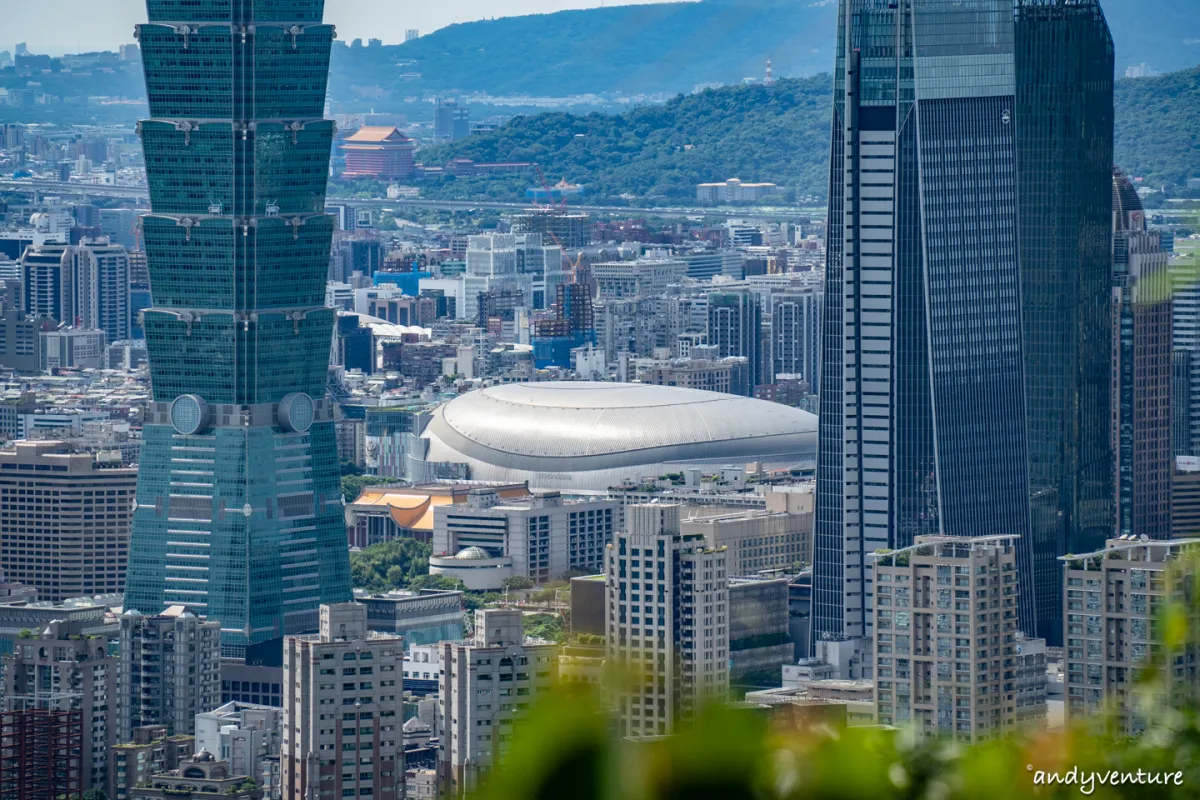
[125,0,352,654]
[814,0,1037,671]
[707,290,763,395]
[1111,167,1172,539]
[1014,0,1114,645]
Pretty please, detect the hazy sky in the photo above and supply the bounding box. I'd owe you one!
[2,0,682,54]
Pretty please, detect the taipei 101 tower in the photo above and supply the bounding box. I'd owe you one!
[125,0,352,656]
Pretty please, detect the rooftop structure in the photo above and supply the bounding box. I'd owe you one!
[342,126,416,180]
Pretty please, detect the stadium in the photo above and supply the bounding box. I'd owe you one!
[415,381,818,491]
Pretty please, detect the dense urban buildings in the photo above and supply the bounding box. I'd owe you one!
[108,726,195,800]
[0,440,136,602]
[125,0,353,654]
[436,609,557,797]
[1062,537,1200,735]
[606,504,729,738]
[872,536,1036,742]
[1111,168,1173,539]
[1015,0,1116,645]
[118,606,222,741]
[281,604,404,800]
[815,0,1038,672]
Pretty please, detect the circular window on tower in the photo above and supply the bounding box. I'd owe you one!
[170,394,209,436]
[278,392,315,433]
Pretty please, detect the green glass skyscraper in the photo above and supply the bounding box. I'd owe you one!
[125,0,351,655]
[1014,0,1114,645]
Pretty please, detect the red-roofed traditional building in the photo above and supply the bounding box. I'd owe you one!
[341,125,415,179]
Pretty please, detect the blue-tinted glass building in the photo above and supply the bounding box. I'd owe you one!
[813,0,1038,667]
[125,0,352,656]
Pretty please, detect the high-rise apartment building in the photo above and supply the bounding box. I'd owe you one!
[707,290,763,395]
[0,708,83,800]
[605,504,729,739]
[119,605,222,742]
[71,238,131,342]
[4,619,119,789]
[125,0,352,654]
[436,609,557,798]
[767,289,821,392]
[0,440,136,602]
[872,535,1032,742]
[1062,537,1200,735]
[1111,167,1173,539]
[1015,0,1115,645]
[814,0,1037,671]
[281,603,404,800]
[19,242,71,324]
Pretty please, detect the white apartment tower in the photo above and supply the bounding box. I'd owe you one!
[282,603,404,800]
[436,608,558,798]
[605,503,729,739]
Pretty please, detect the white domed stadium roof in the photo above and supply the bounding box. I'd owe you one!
[419,382,817,489]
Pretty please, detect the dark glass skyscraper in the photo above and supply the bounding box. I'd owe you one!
[125,0,352,655]
[813,0,1037,667]
[1014,0,1114,645]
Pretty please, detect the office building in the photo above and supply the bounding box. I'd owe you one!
[436,609,557,797]
[707,291,762,395]
[1015,0,1116,644]
[0,307,50,372]
[126,0,353,655]
[509,210,591,250]
[1014,633,1048,730]
[131,750,264,799]
[767,289,821,392]
[873,535,1030,742]
[434,98,470,142]
[219,659,284,709]
[194,702,282,795]
[592,258,686,300]
[40,327,106,370]
[342,126,416,179]
[4,618,119,789]
[1111,167,1172,539]
[108,726,195,800]
[605,504,729,738]
[1062,537,1200,735]
[1173,457,1200,539]
[358,589,465,645]
[814,0,1038,672]
[281,604,403,800]
[728,576,792,683]
[119,606,222,741]
[679,505,813,575]
[0,441,136,602]
[430,489,619,589]
[696,178,779,204]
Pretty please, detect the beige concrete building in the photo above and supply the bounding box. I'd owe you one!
[282,603,404,800]
[436,609,558,798]
[1062,537,1200,734]
[680,506,812,575]
[0,440,136,601]
[606,504,729,739]
[108,726,194,800]
[872,535,1033,743]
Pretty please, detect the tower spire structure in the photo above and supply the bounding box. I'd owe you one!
[125,0,351,655]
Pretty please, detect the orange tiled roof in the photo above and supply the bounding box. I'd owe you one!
[344,125,411,144]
